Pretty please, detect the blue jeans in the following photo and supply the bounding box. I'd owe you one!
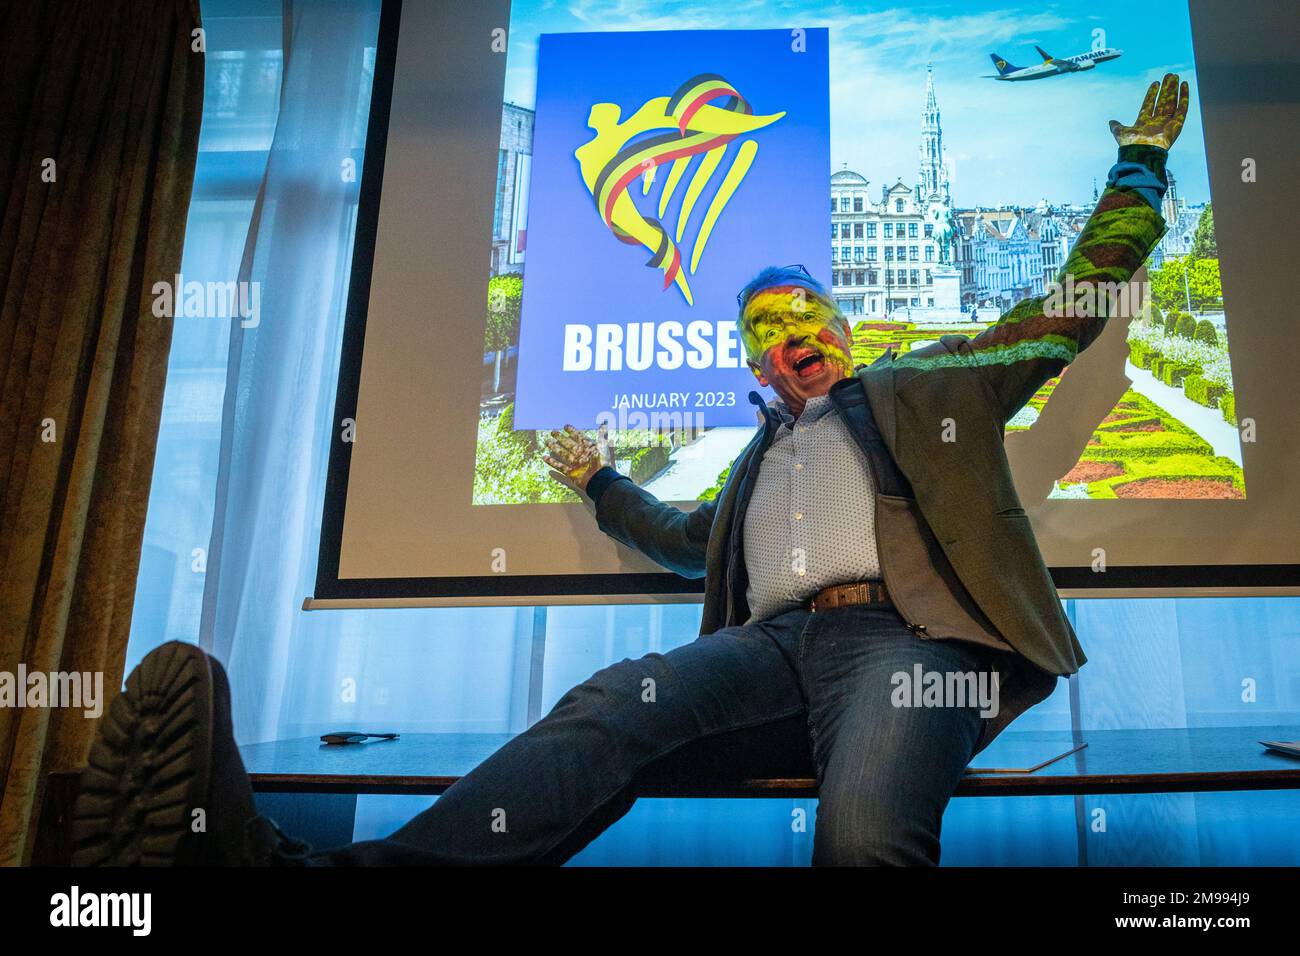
[319,604,1005,866]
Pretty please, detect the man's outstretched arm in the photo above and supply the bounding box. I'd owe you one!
[543,425,716,578]
[894,72,1189,425]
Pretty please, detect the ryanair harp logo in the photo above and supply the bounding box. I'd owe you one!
[575,75,785,305]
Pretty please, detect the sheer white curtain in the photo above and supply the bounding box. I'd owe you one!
[198,0,380,742]
[191,0,546,749]
[125,1,284,678]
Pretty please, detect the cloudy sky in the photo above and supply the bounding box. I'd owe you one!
[503,0,1209,208]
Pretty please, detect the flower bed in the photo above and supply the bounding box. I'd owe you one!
[1050,391,1244,499]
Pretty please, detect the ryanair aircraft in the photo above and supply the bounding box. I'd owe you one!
[985,45,1123,80]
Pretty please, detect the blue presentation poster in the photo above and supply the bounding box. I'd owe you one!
[513,28,831,430]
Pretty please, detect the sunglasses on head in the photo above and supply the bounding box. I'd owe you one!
[737,263,812,308]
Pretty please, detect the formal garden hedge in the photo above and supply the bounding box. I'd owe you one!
[629,444,671,484]
[1127,307,1236,425]
[1056,391,1244,498]
[699,464,731,502]
[473,404,580,505]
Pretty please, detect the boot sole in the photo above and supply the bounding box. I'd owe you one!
[71,642,214,866]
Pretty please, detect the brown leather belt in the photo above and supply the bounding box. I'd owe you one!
[808,580,891,612]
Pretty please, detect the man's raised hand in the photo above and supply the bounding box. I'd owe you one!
[543,424,603,491]
[1110,72,1189,150]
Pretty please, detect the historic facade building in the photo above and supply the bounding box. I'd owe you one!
[491,102,533,275]
[1150,171,1205,267]
[829,67,957,319]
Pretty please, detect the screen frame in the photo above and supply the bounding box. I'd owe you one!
[312,0,1300,607]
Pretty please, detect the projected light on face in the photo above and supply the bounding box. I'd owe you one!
[739,268,854,417]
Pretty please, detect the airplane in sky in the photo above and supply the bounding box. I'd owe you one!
[985,45,1123,81]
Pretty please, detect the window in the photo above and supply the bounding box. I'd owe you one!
[910,246,919,261]
[867,246,877,261]
[853,223,863,239]
[910,269,919,285]
[884,223,893,238]
[866,222,876,238]
[840,197,850,212]
[853,197,863,212]
[127,23,291,661]
[867,270,877,285]
[854,246,864,261]
[855,270,865,285]
[831,223,838,239]
[895,199,904,212]
[925,246,934,262]
[925,223,933,237]
[884,247,893,261]
[908,223,918,238]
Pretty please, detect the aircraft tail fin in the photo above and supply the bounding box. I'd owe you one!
[1034,45,1055,63]
[988,53,1019,76]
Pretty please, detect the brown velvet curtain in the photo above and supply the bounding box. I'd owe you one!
[0,0,204,865]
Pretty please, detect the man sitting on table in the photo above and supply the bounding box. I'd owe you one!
[74,74,1186,866]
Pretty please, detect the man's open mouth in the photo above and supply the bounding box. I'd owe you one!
[793,351,825,378]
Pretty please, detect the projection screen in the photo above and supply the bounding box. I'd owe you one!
[310,0,1300,608]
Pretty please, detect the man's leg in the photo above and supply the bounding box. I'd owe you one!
[321,608,811,865]
[797,604,999,866]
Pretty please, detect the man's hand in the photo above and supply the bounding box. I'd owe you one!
[1110,72,1189,150]
[543,424,603,492]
